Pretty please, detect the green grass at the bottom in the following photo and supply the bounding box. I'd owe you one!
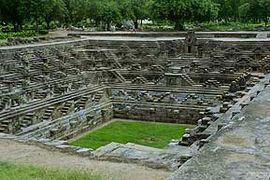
[0,161,101,180]
[70,120,194,150]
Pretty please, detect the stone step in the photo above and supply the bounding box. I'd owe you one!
[21,119,32,123]
[20,123,30,128]
[61,102,73,114]
[0,127,8,132]
[81,96,89,100]
[77,103,86,107]
[1,120,10,124]
[23,117,32,121]
[61,109,69,114]
[42,117,50,121]
[41,106,55,121]
[0,124,8,128]
[0,104,5,108]
[47,106,55,110]
[43,112,52,116]
[62,107,70,111]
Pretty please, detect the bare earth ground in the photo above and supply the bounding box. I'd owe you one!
[0,139,169,180]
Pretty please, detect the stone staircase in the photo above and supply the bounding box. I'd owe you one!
[76,96,89,110]
[20,112,35,129]
[8,66,18,74]
[41,106,55,121]
[34,91,47,100]
[180,74,196,86]
[105,51,122,68]
[31,63,44,72]
[0,97,9,111]
[170,54,199,66]
[53,87,64,95]
[32,75,44,82]
[0,120,11,133]
[154,74,165,84]
[94,91,103,102]
[61,101,73,116]
[111,70,126,83]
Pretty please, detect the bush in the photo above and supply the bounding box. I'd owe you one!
[200,21,265,31]
[39,30,49,35]
[0,30,50,40]
[0,31,38,40]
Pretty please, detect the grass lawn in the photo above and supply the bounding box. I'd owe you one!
[70,119,194,149]
[0,161,101,180]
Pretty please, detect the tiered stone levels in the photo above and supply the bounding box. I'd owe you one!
[0,32,269,177]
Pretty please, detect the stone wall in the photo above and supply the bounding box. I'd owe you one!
[20,102,113,140]
[114,102,203,124]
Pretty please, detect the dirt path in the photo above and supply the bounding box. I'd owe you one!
[0,139,169,180]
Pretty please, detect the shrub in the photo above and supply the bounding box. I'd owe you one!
[0,31,38,40]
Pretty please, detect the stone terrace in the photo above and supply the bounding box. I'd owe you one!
[0,31,269,178]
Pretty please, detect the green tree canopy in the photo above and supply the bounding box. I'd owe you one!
[152,0,219,30]
[0,0,269,32]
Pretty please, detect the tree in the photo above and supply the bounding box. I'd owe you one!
[238,3,250,22]
[118,0,151,29]
[152,0,219,30]
[214,0,232,21]
[20,0,67,31]
[238,0,270,25]
[259,0,270,25]
[71,0,89,23]
[0,0,269,33]
[0,0,25,31]
[43,0,67,29]
[98,1,121,30]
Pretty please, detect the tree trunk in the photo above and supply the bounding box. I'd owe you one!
[19,23,22,31]
[12,21,19,32]
[46,20,50,30]
[35,19,40,33]
[264,19,268,27]
[106,22,110,31]
[95,20,99,27]
[174,19,184,31]
[134,19,138,29]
